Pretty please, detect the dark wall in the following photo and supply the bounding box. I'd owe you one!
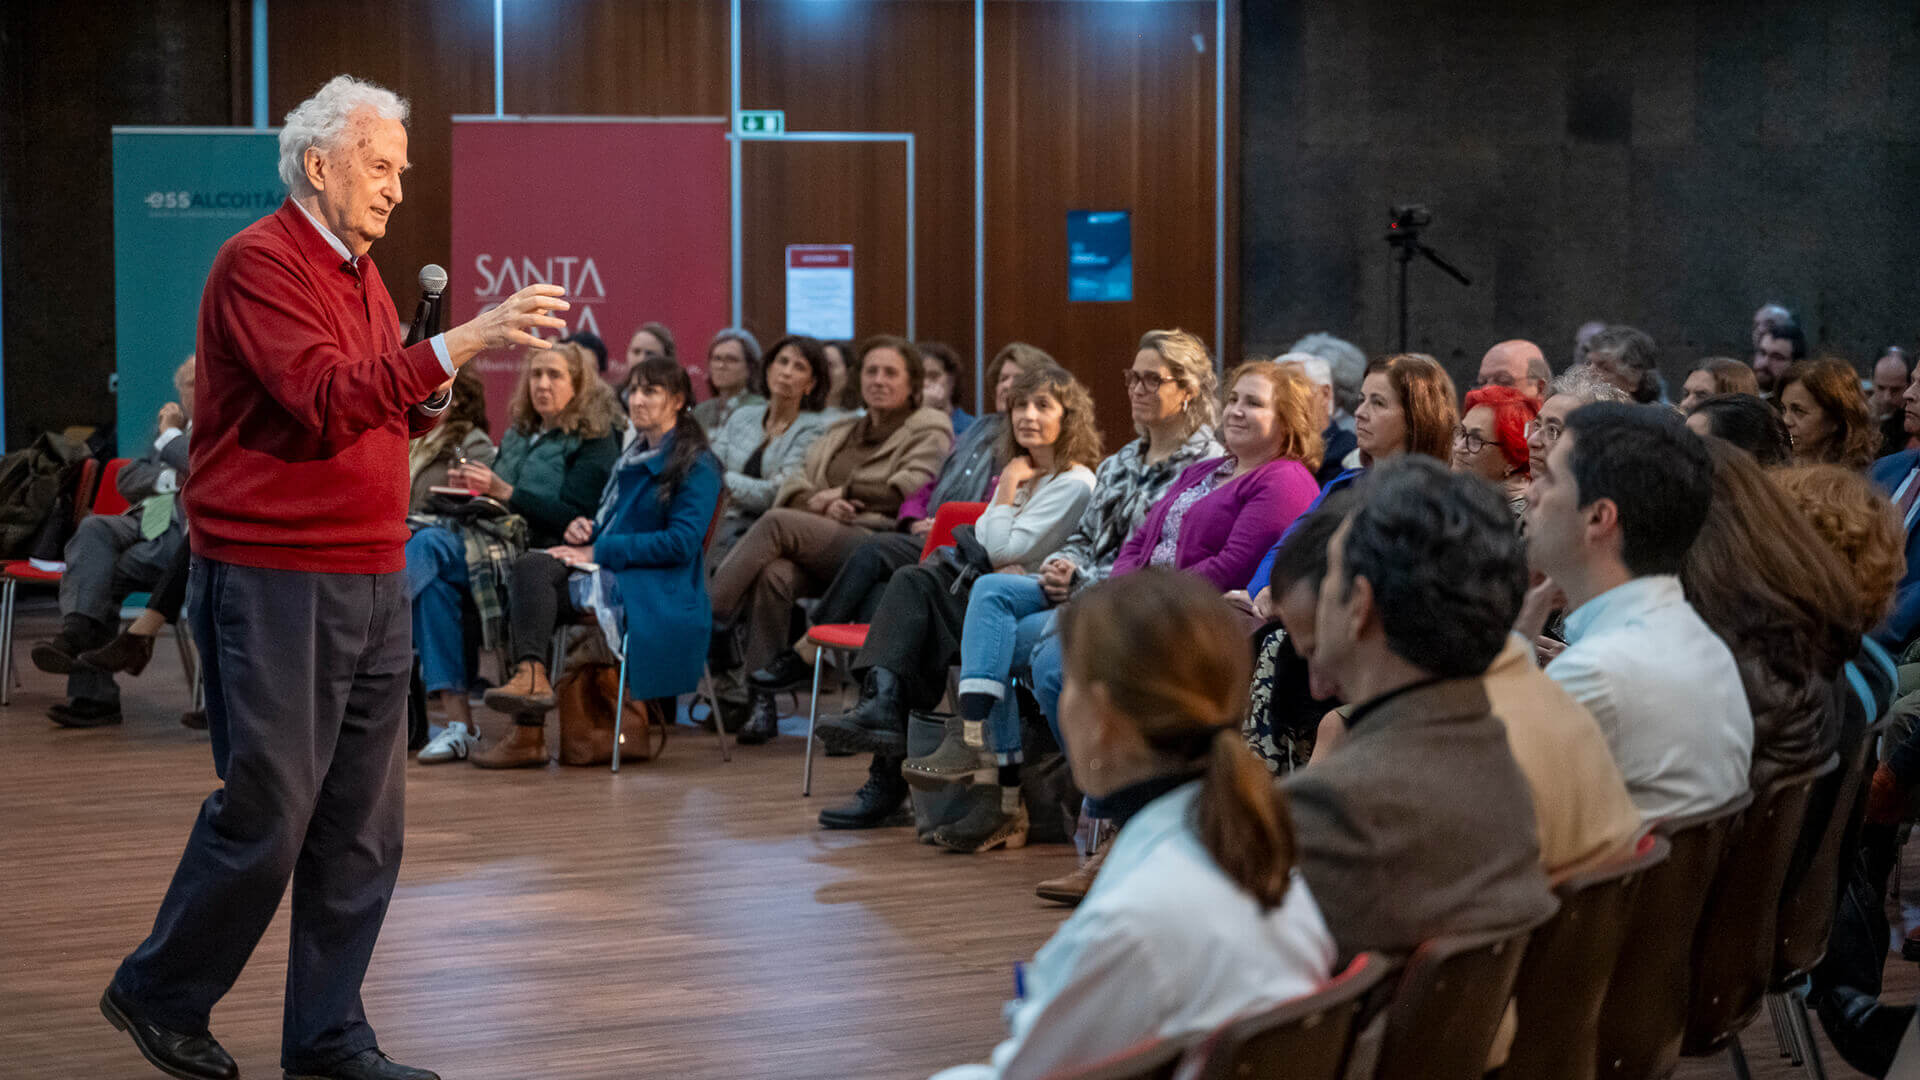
[1241,0,1920,393]
[0,0,241,450]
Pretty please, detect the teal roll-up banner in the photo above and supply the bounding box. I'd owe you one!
[111,127,281,448]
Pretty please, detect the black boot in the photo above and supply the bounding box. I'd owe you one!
[818,755,911,829]
[748,649,814,693]
[816,668,908,756]
[32,614,109,675]
[735,691,780,745]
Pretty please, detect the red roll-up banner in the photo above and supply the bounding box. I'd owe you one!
[451,118,731,423]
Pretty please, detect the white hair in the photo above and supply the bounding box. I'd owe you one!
[278,75,409,195]
[1275,351,1332,391]
[1288,332,1367,414]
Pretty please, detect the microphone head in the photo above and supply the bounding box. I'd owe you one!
[419,263,449,297]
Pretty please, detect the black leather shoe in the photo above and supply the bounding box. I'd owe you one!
[818,755,912,829]
[734,691,780,745]
[748,649,813,693]
[816,668,908,756]
[285,1048,441,1080]
[31,637,79,675]
[80,630,157,675]
[51,698,123,728]
[100,985,238,1080]
[181,709,208,730]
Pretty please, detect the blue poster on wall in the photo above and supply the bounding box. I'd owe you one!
[1068,210,1132,302]
[111,127,282,447]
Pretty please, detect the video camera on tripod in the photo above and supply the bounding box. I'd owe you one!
[1383,204,1471,352]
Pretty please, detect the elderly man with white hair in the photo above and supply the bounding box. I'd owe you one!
[99,76,567,1080]
[1275,350,1359,484]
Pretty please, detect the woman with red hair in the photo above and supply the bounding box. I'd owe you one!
[1453,384,1538,518]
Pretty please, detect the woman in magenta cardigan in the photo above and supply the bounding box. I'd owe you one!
[1108,362,1325,591]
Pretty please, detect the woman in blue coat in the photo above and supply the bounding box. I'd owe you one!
[473,354,723,767]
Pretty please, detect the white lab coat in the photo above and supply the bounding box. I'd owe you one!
[931,782,1336,1080]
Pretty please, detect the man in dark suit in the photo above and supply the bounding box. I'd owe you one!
[32,355,195,727]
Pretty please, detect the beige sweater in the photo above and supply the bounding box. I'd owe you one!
[777,407,954,530]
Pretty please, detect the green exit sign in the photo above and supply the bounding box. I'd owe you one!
[736,110,785,136]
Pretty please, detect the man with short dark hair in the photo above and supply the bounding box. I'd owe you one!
[1752,320,1807,395]
[1521,402,1752,821]
[1283,458,1554,957]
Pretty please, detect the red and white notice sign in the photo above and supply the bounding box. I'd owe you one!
[785,244,854,340]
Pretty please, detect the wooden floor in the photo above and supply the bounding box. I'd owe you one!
[0,593,1914,1079]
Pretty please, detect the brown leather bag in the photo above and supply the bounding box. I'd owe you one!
[555,660,667,766]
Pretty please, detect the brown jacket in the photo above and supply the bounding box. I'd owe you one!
[1281,677,1556,961]
[776,407,954,530]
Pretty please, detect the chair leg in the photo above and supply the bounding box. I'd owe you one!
[803,648,824,796]
[1788,992,1828,1080]
[611,629,629,774]
[703,664,732,762]
[1727,1034,1754,1080]
[1,578,15,706]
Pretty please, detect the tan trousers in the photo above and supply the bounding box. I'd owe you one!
[709,508,873,672]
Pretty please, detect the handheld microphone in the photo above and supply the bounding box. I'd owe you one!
[405,263,449,347]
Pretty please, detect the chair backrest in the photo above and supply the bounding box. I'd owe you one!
[1036,1034,1189,1080]
[68,457,102,529]
[1373,920,1548,1080]
[918,499,988,560]
[91,457,132,516]
[1594,790,1753,1079]
[701,488,731,554]
[1175,953,1389,1080]
[1774,699,1882,983]
[1506,833,1671,1080]
[1681,754,1835,1057]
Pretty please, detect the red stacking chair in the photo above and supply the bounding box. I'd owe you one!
[1,456,112,705]
[798,500,985,795]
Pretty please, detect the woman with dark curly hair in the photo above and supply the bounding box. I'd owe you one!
[1779,358,1878,470]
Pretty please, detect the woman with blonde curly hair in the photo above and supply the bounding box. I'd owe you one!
[815,365,1102,844]
[1779,358,1878,470]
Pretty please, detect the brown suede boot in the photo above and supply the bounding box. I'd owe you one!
[471,721,547,769]
[483,660,554,713]
[1034,821,1117,906]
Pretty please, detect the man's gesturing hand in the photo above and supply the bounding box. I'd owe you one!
[444,284,570,366]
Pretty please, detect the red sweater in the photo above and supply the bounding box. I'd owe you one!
[186,199,446,573]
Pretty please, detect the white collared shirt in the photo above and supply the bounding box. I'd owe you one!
[290,197,454,407]
[1546,575,1754,822]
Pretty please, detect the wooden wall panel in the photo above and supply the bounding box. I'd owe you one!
[504,0,729,117]
[985,0,1221,438]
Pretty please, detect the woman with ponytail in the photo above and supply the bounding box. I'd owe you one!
[468,355,723,767]
[930,568,1334,1080]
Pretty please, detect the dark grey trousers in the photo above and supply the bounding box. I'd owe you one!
[60,513,181,704]
[112,558,411,1073]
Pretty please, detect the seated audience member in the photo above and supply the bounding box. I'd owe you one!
[1680,438,1859,792]
[1778,358,1877,470]
[744,344,1045,716]
[1244,500,1351,775]
[890,331,1220,848]
[1283,457,1555,955]
[470,356,723,766]
[931,570,1334,1080]
[888,362,1318,849]
[708,337,952,709]
[1525,367,1633,462]
[618,320,674,389]
[918,340,974,436]
[690,328,765,434]
[1243,352,1458,599]
[1684,393,1793,466]
[559,330,608,377]
[1875,347,1915,457]
[408,342,620,759]
[823,339,862,413]
[815,367,1100,843]
[1868,421,1920,650]
[1678,356,1761,413]
[1475,338,1551,403]
[1752,310,1807,397]
[1572,319,1607,368]
[1581,324,1663,404]
[408,369,494,512]
[1520,402,1753,820]
[1452,385,1537,519]
[1289,331,1366,433]
[1276,351,1358,484]
[80,540,200,730]
[706,335,837,566]
[34,356,196,728]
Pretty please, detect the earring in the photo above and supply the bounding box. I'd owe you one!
[1087,757,1103,773]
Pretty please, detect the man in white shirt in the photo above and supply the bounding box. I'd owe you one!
[1521,402,1753,821]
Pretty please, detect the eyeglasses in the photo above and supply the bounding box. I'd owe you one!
[1524,418,1564,445]
[1452,426,1490,455]
[1123,370,1171,393]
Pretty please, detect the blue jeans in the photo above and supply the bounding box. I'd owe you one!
[1030,624,1066,753]
[957,573,1057,763]
[405,526,470,695]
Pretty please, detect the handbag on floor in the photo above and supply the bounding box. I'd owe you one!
[554,635,668,765]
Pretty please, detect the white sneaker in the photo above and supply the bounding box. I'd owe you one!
[417,721,478,763]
